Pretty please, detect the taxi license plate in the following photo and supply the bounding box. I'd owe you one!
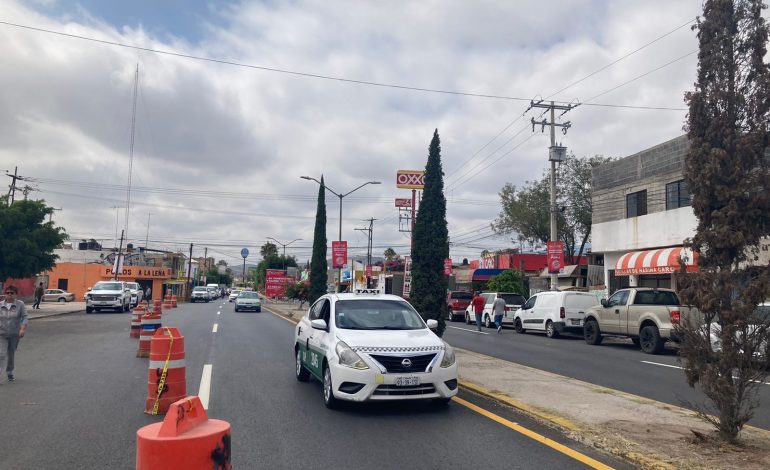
[395,376,420,387]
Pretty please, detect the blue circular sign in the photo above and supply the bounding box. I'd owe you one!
[241,248,249,259]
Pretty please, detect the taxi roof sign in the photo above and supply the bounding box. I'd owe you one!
[354,289,380,295]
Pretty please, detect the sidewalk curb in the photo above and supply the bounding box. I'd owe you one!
[459,379,674,470]
[28,309,83,320]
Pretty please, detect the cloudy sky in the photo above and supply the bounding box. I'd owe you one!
[2,0,745,266]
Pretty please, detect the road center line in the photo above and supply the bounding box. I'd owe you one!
[212,323,218,333]
[198,364,213,410]
[453,397,613,470]
[447,325,490,335]
[641,360,683,370]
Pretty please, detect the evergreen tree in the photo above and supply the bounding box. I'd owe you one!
[0,197,67,282]
[678,0,770,441]
[309,176,328,304]
[410,130,449,336]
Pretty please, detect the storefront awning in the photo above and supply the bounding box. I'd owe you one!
[453,269,507,284]
[615,247,698,276]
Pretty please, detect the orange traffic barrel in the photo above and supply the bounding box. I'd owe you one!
[130,304,146,338]
[136,396,231,470]
[162,294,173,310]
[145,327,186,415]
[137,312,162,358]
[171,294,178,308]
[153,299,163,315]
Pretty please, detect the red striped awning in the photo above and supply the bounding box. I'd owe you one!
[615,247,698,276]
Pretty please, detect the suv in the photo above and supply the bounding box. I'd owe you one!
[514,291,601,338]
[124,282,143,307]
[191,286,211,303]
[294,291,458,409]
[446,291,473,322]
[85,281,131,313]
[464,292,526,328]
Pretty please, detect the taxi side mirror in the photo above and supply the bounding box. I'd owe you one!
[311,319,327,330]
[426,319,438,329]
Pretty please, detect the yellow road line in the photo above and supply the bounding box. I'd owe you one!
[453,396,614,470]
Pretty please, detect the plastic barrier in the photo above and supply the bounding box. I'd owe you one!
[153,299,163,315]
[162,294,173,311]
[171,294,178,308]
[130,304,146,338]
[136,396,231,470]
[145,327,186,415]
[137,312,162,358]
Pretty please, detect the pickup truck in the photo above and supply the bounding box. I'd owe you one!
[583,287,692,354]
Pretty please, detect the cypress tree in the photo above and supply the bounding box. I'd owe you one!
[678,0,770,441]
[410,130,449,336]
[308,176,328,304]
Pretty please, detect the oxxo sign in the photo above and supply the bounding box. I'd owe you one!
[396,170,425,189]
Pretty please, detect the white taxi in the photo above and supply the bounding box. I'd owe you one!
[294,290,458,408]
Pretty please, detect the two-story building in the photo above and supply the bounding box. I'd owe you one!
[591,135,699,296]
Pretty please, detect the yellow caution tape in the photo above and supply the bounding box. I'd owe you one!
[151,327,174,416]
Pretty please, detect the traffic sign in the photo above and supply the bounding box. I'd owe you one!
[241,248,249,259]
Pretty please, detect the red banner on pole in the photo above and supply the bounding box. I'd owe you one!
[266,269,288,298]
[332,241,347,268]
[365,265,372,277]
[444,258,453,275]
[547,241,565,274]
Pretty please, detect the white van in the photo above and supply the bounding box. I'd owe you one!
[514,291,600,338]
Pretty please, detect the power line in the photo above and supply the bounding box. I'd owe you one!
[0,20,687,111]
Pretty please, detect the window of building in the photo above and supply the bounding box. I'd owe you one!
[665,180,691,210]
[626,190,647,218]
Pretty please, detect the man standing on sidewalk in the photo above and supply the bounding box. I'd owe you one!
[33,282,44,309]
[1,285,28,384]
[492,295,506,333]
[471,291,485,332]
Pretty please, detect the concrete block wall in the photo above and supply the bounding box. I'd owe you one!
[592,135,690,225]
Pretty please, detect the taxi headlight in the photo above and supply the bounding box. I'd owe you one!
[440,342,456,368]
[335,341,369,370]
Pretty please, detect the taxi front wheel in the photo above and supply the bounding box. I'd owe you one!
[295,349,309,382]
[323,365,340,409]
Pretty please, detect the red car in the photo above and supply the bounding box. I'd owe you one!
[447,291,473,322]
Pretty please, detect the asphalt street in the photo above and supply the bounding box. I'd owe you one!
[1,301,631,469]
[442,320,770,430]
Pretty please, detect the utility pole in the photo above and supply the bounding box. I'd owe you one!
[48,207,62,223]
[113,230,125,280]
[203,247,208,284]
[355,218,376,287]
[144,212,152,251]
[187,244,194,300]
[528,100,577,291]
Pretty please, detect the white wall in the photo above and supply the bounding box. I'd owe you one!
[592,207,697,253]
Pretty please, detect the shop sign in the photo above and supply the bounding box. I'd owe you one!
[396,170,425,189]
[102,267,172,279]
[266,269,288,298]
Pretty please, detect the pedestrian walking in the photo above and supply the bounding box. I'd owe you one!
[33,282,44,309]
[492,296,506,333]
[145,286,152,302]
[471,291,485,332]
[1,285,28,384]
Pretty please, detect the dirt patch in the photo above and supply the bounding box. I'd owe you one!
[602,419,770,470]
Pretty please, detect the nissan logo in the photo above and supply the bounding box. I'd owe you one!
[401,358,412,368]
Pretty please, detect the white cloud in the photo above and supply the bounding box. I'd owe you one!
[0,0,709,263]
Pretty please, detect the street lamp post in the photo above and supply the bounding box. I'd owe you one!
[300,176,381,292]
[267,237,302,269]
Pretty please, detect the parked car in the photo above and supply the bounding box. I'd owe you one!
[294,290,458,409]
[42,289,75,302]
[446,291,473,322]
[583,287,693,354]
[234,291,261,312]
[514,291,601,338]
[124,282,143,307]
[191,286,211,303]
[207,284,222,298]
[85,281,131,313]
[464,292,526,328]
[702,301,770,359]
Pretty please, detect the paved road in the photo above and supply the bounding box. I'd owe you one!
[1,301,631,469]
[442,320,770,430]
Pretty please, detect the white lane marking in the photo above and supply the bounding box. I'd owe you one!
[642,360,770,385]
[198,364,213,410]
[447,325,490,335]
[212,323,218,333]
[641,360,682,370]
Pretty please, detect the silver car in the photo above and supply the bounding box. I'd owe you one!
[234,291,261,312]
[43,289,75,302]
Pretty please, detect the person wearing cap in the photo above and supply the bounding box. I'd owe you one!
[0,285,28,384]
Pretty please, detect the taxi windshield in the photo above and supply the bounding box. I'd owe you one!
[334,299,425,330]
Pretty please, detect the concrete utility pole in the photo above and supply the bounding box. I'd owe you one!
[355,218,376,288]
[187,244,193,300]
[528,100,577,291]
